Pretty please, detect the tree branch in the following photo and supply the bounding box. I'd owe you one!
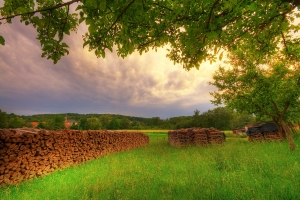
[206,0,219,29]
[0,0,80,21]
[256,103,278,118]
[238,94,278,118]
[271,100,281,116]
[282,101,290,118]
[258,5,295,32]
[59,5,70,41]
[106,0,136,34]
[281,31,289,53]
[152,2,173,12]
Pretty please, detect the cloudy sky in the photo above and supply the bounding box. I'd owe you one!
[0,4,222,119]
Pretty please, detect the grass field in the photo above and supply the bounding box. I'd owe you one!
[1,132,300,200]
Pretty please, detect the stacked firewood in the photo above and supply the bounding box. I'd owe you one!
[247,132,265,141]
[0,128,149,185]
[248,132,283,142]
[232,128,246,135]
[194,129,209,145]
[168,128,225,147]
[246,122,283,142]
[263,132,283,141]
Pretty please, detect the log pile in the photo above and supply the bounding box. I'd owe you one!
[232,128,246,135]
[263,132,283,141]
[248,132,283,142]
[246,122,283,142]
[168,128,225,147]
[0,128,149,185]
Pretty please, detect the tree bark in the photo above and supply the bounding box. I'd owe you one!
[288,122,297,134]
[279,118,295,150]
[273,117,285,139]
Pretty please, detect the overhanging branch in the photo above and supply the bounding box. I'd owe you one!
[206,0,219,29]
[281,31,289,53]
[0,0,80,21]
[106,0,136,34]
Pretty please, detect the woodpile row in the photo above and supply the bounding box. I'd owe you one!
[0,128,149,185]
[168,128,225,147]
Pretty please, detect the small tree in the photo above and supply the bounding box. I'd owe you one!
[210,51,300,150]
[98,115,111,129]
[108,118,121,130]
[8,117,26,128]
[37,122,46,129]
[192,109,201,127]
[50,115,65,130]
[0,109,7,128]
[70,123,79,130]
[121,117,131,129]
[86,117,102,130]
[79,118,88,130]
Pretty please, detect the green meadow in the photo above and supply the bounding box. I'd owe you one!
[1,132,300,200]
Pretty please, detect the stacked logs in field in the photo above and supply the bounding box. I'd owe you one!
[248,132,283,142]
[246,122,283,142]
[263,132,283,141]
[232,128,246,135]
[0,128,149,185]
[168,128,225,147]
[248,132,265,141]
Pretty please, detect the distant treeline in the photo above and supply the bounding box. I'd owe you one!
[0,107,256,130]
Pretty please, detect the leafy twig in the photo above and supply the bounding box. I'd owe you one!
[0,0,80,21]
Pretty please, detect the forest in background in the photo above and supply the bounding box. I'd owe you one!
[0,107,256,130]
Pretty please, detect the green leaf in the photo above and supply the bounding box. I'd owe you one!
[86,0,97,7]
[79,17,85,24]
[214,46,218,55]
[0,36,5,46]
[128,42,134,53]
[16,7,27,14]
[83,41,89,48]
[75,5,83,11]
[88,24,97,33]
[43,44,53,51]
[249,3,256,11]
[219,51,223,61]
[41,52,47,57]
[100,0,106,11]
[61,42,69,48]
[31,16,41,26]
[101,50,105,58]
[86,18,93,25]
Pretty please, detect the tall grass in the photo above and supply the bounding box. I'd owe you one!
[1,132,300,200]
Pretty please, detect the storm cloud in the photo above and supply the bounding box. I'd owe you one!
[0,16,220,118]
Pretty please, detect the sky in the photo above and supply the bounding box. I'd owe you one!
[0,4,222,119]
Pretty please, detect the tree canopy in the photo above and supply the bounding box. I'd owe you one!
[0,0,299,69]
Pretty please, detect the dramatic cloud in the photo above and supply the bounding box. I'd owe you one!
[0,17,220,118]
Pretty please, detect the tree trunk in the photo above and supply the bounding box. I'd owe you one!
[279,118,295,151]
[288,122,297,134]
[273,118,285,139]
